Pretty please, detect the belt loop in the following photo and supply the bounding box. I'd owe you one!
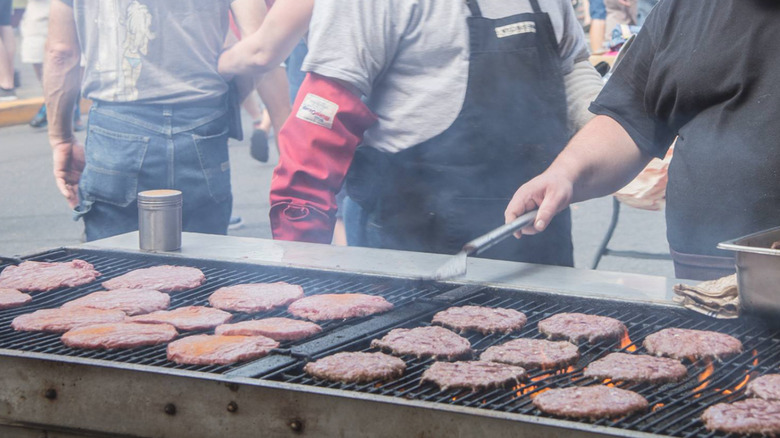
[529,0,542,14]
[465,0,482,17]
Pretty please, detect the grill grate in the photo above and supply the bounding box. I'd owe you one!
[262,288,780,438]
[0,248,450,374]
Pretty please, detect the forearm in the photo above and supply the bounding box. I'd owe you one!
[43,48,81,144]
[550,115,653,202]
[256,66,291,135]
[563,60,604,135]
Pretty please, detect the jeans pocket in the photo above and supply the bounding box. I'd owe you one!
[192,127,231,204]
[81,124,150,207]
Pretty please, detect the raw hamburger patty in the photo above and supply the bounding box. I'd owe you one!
[538,313,627,344]
[747,375,780,401]
[432,305,527,334]
[702,399,780,435]
[12,308,126,333]
[643,328,743,361]
[304,352,406,383]
[215,318,322,341]
[533,386,648,419]
[208,282,304,313]
[62,289,170,316]
[62,322,178,349]
[371,326,472,359]
[167,334,279,365]
[0,288,32,310]
[583,353,688,383]
[421,361,527,391]
[0,260,100,292]
[287,293,393,321]
[480,338,579,370]
[102,265,205,292]
[129,306,232,331]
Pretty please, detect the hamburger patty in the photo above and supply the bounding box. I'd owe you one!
[215,317,322,341]
[480,338,579,370]
[62,322,178,349]
[167,334,279,365]
[287,293,393,321]
[371,326,472,360]
[304,352,406,383]
[421,361,527,391]
[643,328,743,361]
[208,282,304,313]
[702,399,780,435]
[583,352,688,383]
[533,386,648,419]
[12,307,126,333]
[747,375,780,401]
[0,260,100,292]
[62,288,170,316]
[129,306,232,331]
[102,265,205,292]
[538,313,627,344]
[0,288,32,310]
[432,305,527,334]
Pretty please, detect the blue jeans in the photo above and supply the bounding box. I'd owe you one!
[76,97,233,241]
[285,40,308,104]
[590,0,606,20]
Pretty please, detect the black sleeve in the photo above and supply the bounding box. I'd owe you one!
[588,2,675,159]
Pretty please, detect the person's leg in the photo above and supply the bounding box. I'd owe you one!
[29,63,47,127]
[285,40,308,104]
[0,19,15,91]
[588,0,606,54]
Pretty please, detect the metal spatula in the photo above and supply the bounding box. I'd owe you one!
[430,209,539,281]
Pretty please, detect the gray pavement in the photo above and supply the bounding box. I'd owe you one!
[0,116,675,278]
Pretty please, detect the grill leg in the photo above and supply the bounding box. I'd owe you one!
[590,197,621,270]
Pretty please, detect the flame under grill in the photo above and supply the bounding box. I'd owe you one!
[1,248,778,438]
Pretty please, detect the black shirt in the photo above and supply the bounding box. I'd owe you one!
[590,0,780,257]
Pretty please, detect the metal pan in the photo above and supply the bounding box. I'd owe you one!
[718,226,780,315]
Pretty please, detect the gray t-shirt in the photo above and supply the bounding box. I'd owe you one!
[303,0,589,153]
[61,0,233,104]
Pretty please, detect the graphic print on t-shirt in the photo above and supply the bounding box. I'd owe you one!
[119,1,155,101]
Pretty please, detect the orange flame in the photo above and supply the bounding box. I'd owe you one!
[619,332,637,352]
[723,373,754,395]
[692,362,715,397]
[451,396,458,401]
[752,349,759,367]
[602,378,616,388]
[652,403,665,412]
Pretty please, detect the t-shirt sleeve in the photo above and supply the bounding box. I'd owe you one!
[302,0,408,97]
[556,0,590,75]
[588,2,675,159]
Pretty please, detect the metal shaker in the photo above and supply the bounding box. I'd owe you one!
[138,189,182,251]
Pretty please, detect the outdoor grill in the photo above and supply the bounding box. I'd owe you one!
[0,233,777,438]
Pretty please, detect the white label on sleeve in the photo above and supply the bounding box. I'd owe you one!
[494,21,536,38]
[296,93,339,129]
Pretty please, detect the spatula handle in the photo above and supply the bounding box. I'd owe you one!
[462,209,539,256]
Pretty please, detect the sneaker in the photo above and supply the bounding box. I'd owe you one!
[30,104,47,128]
[250,129,269,163]
[228,215,244,231]
[0,87,17,102]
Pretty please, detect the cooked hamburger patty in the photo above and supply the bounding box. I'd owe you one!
[584,353,688,383]
[62,322,178,349]
[287,293,393,321]
[747,375,780,401]
[533,386,648,419]
[643,328,743,361]
[62,288,170,316]
[0,288,32,310]
[702,399,780,435]
[0,260,100,292]
[167,334,279,365]
[421,361,527,391]
[538,313,627,344]
[432,305,527,334]
[102,265,205,292]
[480,338,579,370]
[304,352,406,383]
[371,326,472,360]
[215,318,322,341]
[12,308,126,333]
[129,306,232,331]
[208,282,304,313]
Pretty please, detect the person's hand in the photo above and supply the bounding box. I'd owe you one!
[50,139,85,209]
[504,170,574,238]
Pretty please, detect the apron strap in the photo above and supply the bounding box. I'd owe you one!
[465,0,482,17]
[529,0,542,14]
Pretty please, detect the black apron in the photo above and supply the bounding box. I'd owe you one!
[346,0,573,266]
